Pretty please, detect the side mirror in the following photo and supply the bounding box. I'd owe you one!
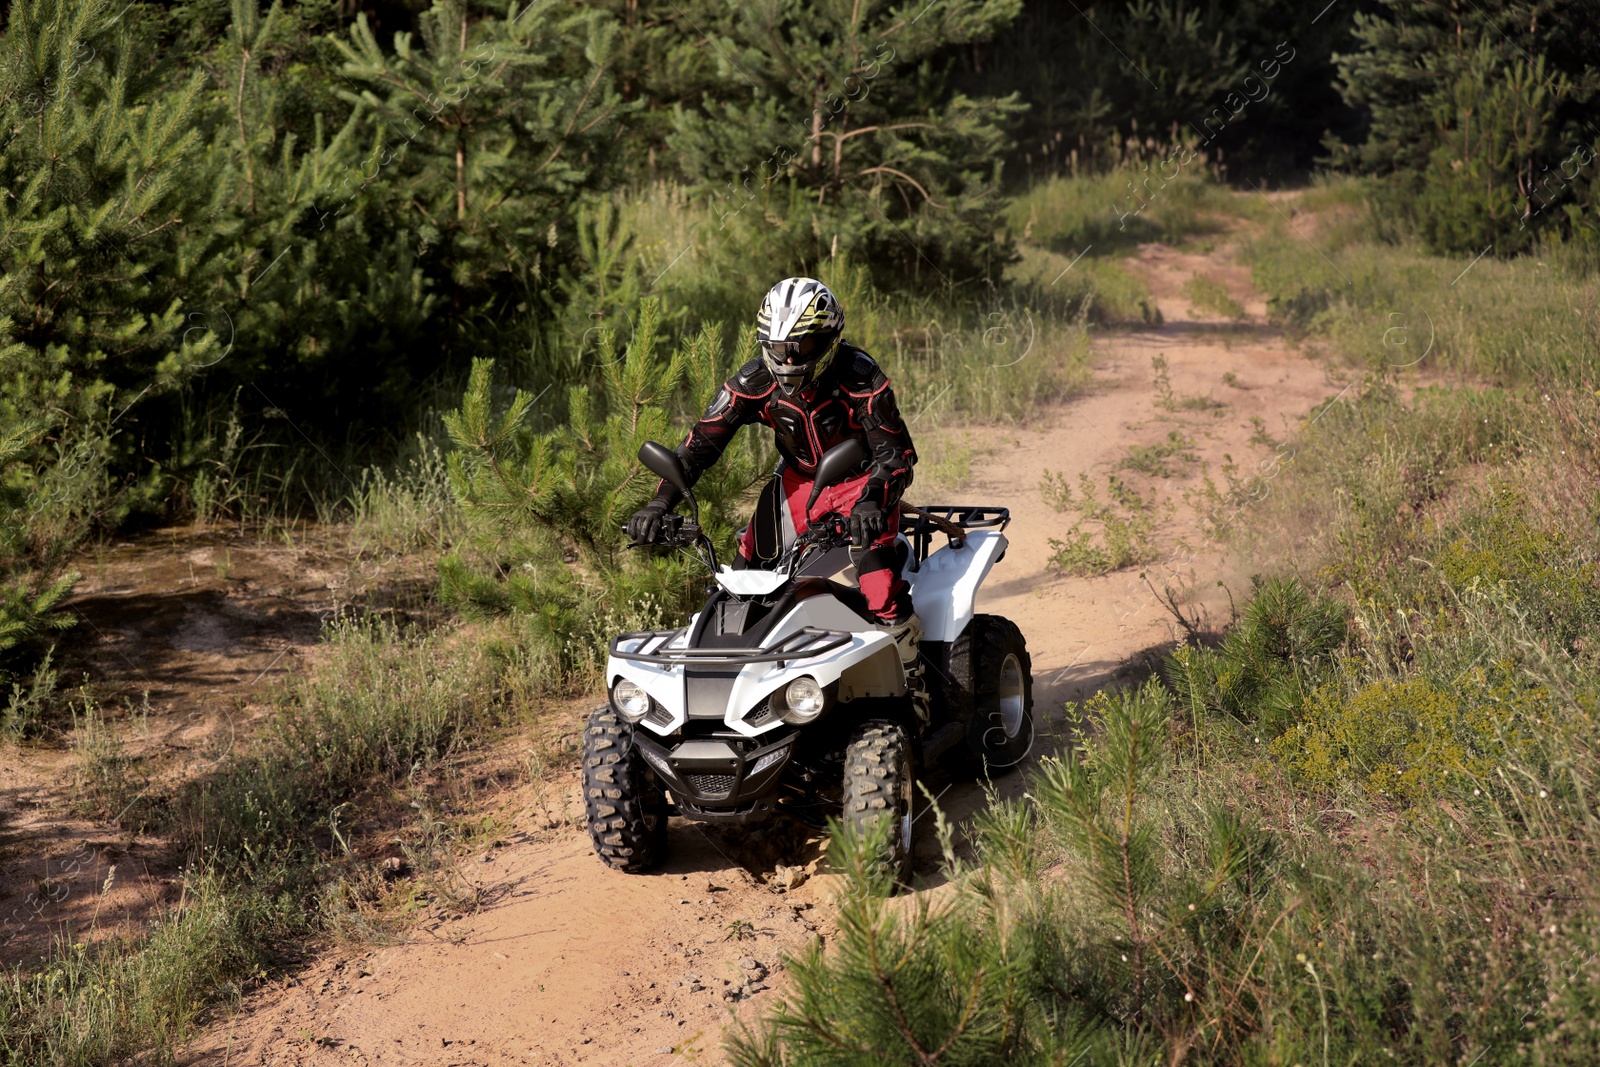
[812,437,870,492]
[638,441,690,494]
[805,438,871,516]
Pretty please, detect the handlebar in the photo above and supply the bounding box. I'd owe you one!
[800,513,848,543]
[622,510,853,580]
[625,513,705,550]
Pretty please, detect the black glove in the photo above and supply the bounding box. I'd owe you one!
[627,500,671,544]
[849,500,886,548]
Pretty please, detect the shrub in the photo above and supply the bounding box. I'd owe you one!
[1164,576,1345,740]
[1270,669,1545,803]
[1040,472,1159,576]
[1434,485,1600,648]
[1119,431,1197,479]
[441,300,766,690]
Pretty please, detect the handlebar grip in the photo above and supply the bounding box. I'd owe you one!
[800,514,851,546]
[626,517,703,549]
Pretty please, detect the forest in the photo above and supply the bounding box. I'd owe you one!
[2,0,1600,1062]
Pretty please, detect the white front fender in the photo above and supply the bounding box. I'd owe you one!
[605,596,903,740]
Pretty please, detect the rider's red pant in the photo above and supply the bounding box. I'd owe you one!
[736,468,911,622]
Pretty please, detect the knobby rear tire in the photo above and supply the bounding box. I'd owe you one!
[951,614,1035,776]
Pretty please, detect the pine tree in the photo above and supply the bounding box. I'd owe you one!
[0,0,643,503]
[1335,0,1600,252]
[964,0,1362,181]
[728,812,1060,1066]
[663,0,1025,289]
[729,681,1291,1065]
[175,0,633,437]
[331,0,628,373]
[441,299,766,684]
[0,0,230,494]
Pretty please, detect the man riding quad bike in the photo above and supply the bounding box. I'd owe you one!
[627,277,926,686]
[585,277,1034,883]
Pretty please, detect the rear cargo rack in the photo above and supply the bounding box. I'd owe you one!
[900,505,1010,562]
[610,626,853,667]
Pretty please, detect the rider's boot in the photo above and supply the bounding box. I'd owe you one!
[876,613,930,725]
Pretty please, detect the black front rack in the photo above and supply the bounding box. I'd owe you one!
[610,626,854,667]
[900,504,1010,563]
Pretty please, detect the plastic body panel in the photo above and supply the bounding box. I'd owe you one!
[905,528,1008,642]
[607,596,903,740]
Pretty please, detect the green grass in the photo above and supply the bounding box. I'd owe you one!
[913,433,992,497]
[1007,244,1161,325]
[2,618,526,1065]
[816,259,1096,424]
[614,182,758,336]
[1179,274,1246,319]
[1003,166,1249,256]
[871,311,1093,425]
[1119,431,1198,478]
[1243,181,1600,384]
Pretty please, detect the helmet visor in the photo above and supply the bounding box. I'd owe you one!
[761,334,828,366]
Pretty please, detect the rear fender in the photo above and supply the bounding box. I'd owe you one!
[907,529,1008,642]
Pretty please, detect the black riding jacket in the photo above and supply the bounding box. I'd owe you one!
[654,343,917,511]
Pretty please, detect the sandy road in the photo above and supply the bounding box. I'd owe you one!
[183,238,1342,1066]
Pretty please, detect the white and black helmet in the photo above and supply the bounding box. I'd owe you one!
[756,277,844,394]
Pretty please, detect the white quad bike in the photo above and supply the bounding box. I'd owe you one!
[582,438,1034,884]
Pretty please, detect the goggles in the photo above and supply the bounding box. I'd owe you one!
[760,335,827,365]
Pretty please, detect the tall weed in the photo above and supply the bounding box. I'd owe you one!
[176,617,506,868]
[1040,472,1161,576]
[6,616,518,1064]
[346,435,460,556]
[1244,183,1600,384]
[0,874,292,1066]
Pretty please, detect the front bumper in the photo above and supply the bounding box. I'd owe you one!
[633,729,797,811]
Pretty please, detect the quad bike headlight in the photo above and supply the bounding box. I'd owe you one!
[611,678,652,723]
[778,676,827,724]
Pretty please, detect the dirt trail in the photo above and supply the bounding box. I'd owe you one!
[178,237,1342,1067]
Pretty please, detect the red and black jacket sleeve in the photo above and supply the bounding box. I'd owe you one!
[841,354,917,510]
[647,360,771,508]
